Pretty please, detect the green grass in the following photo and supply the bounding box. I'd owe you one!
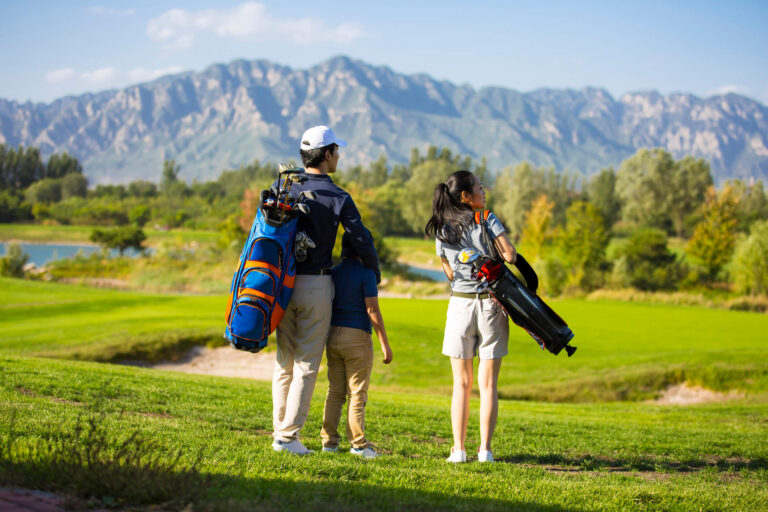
[2,356,767,511]
[3,277,768,509]
[0,277,225,361]
[3,277,768,400]
[0,222,219,247]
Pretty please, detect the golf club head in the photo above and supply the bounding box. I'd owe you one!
[299,190,317,201]
[293,203,310,215]
[278,162,302,174]
[458,249,482,265]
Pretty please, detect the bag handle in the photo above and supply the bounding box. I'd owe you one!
[477,210,539,293]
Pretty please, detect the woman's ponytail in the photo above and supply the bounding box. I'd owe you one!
[425,171,476,245]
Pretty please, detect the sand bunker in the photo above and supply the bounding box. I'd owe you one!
[653,383,743,405]
[152,346,275,380]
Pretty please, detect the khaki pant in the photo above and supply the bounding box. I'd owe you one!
[321,326,374,450]
[272,275,334,443]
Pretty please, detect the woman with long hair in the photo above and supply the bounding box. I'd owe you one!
[425,170,517,463]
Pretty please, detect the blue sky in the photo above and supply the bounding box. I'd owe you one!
[1,0,766,104]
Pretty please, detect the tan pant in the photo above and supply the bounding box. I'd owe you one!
[272,275,334,443]
[321,326,374,450]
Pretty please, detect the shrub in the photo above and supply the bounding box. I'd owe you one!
[0,243,29,277]
[612,228,682,291]
[90,226,146,255]
[731,220,768,295]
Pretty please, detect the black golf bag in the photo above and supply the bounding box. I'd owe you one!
[469,211,576,357]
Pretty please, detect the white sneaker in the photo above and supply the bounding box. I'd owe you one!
[322,445,338,453]
[446,448,467,463]
[477,450,494,463]
[350,446,380,459]
[272,439,313,455]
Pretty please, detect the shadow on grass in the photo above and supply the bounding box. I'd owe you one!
[0,410,577,512]
[500,453,768,473]
[200,472,582,512]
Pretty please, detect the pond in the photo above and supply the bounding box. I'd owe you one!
[0,242,144,266]
[406,264,448,282]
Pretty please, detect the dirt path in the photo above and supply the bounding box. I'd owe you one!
[152,346,276,380]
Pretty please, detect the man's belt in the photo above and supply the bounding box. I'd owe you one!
[299,268,332,276]
[451,291,491,299]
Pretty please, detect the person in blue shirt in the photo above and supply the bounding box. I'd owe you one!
[320,232,393,459]
[272,126,380,456]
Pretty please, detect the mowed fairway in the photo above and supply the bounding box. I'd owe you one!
[2,277,768,510]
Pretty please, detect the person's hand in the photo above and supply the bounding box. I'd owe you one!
[381,343,393,364]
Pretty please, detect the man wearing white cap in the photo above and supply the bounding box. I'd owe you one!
[272,125,380,455]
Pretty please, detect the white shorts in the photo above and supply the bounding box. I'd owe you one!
[442,296,509,360]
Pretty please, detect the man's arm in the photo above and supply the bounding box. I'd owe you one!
[339,196,380,282]
[365,296,392,364]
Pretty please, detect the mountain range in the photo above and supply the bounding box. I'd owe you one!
[1,56,767,185]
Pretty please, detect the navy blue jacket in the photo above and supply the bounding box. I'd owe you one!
[278,172,380,281]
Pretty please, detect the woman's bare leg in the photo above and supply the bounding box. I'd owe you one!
[478,358,502,451]
[450,358,474,451]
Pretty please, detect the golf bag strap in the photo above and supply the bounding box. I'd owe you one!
[477,210,500,261]
[513,253,538,293]
[476,210,539,293]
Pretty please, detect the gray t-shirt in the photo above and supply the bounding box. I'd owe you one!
[436,212,506,293]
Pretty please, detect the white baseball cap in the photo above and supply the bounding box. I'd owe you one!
[300,125,347,150]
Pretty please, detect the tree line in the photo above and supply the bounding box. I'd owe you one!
[1,143,767,296]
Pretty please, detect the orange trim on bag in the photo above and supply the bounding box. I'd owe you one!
[244,260,281,276]
[270,303,285,332]
[474,210,491,224]
[240,288,274,302]
[225,290,234,322]
[282,272,295,289]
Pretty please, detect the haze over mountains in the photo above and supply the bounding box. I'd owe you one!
[1,56,767,185]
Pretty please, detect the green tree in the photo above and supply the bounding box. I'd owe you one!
[25,178,62,204]
[557,201,608,290]
[45,152,83,179]
[403,159,456,235]
[0,243,29,277]
[586,167,621,229]
[90,226,146,256]
[494,162,537,239]
[519,194,555,262]
[494,162,577,240]
[686,185,739,282]
[161,159,187,197]
[667,156,713,237]
[729,179,768,231]
[731,220,768,295]
[129,204,151,227]
[613,228,680,291]
[616,148,676,230]
[127,180,159,198]
[60,173,88,199]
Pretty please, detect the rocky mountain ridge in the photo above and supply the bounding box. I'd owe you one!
[1,56,766,184]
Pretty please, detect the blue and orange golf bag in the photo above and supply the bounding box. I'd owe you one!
[224,164,311,352]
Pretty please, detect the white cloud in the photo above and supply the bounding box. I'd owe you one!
[88,6,136,16]
[44,66,185,89]
[707,84,752,97]
[81,67,120,84]
[45,68,77,83]
[146,2,363,49]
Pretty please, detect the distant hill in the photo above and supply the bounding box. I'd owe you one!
[1,56,767,184]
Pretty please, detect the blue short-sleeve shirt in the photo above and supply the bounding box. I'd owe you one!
[436,212,506,293]
[330,258,378,333]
